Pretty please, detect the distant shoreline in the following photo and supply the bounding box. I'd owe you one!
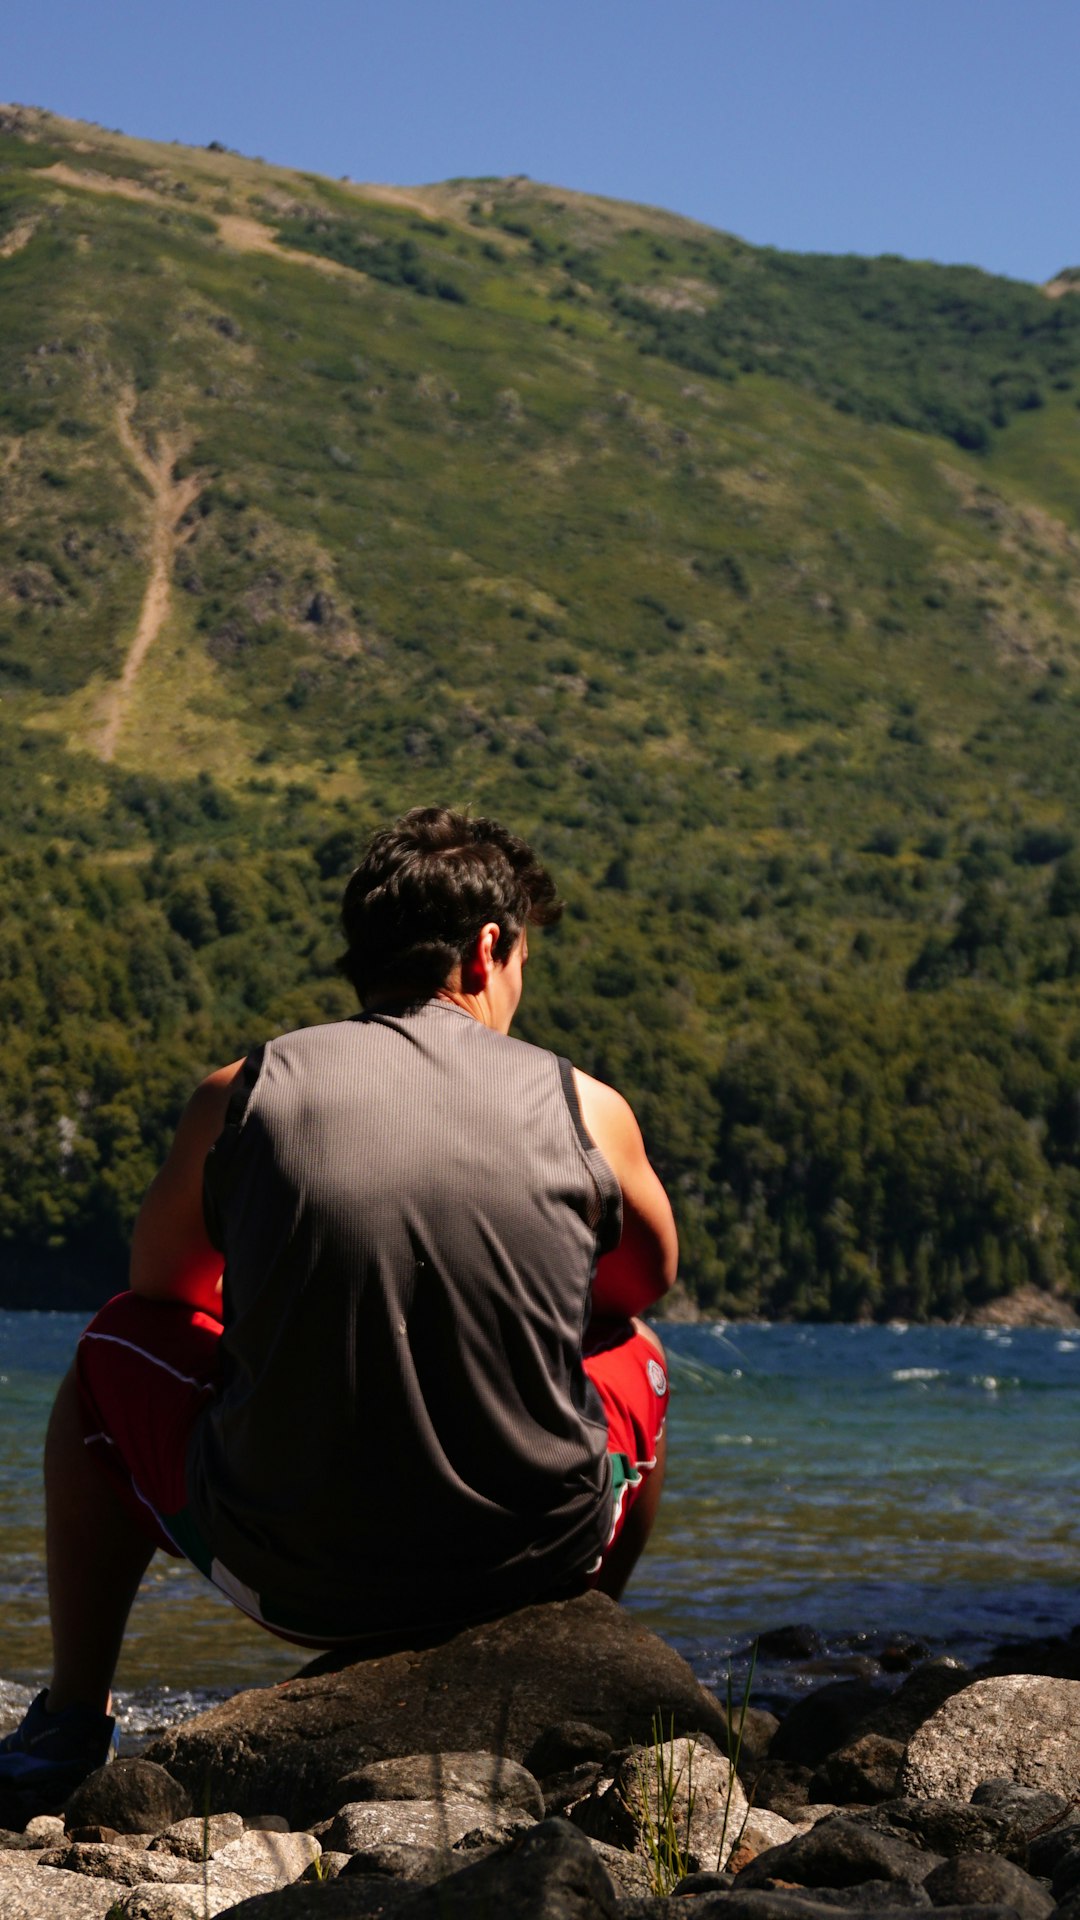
[3,1276,1076,1329]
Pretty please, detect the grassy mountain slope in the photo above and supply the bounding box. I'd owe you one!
[3,105,1080,1317]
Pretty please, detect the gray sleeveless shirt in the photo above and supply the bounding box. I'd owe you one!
[189,1000,622,1634]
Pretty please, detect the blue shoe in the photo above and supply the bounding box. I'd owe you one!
[0,1690,118,1799]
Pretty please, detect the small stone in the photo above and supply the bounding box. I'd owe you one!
[810,1733,905,1804]
[325,1795,516,1854]
[799,1880,932,1908]
[340,1841,466,1883]
[542,1761,605,1817]
[64,1759,191,1836]
[149,1812,245,1860]
[209,1828,320,1888]
[584,1835,655,1896]
[572,1733,748,1873]
[523,1722,615,1779]
[970,1777,1072,1826]
[116,1888,239,1919]
[22,1813,66,1845]
[922,1850,1055,1918]
[40,1841,200,1885]
[726,1806,800,1870]
[302,1849,349,1880]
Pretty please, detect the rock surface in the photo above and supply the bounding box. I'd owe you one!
[921,1852,1056,1919]
[734,1812,944,1889]
[336,1749,544,1817]
[64,1759,192,1835]
[219,1816,619,1917]
[572,1732,749,1873]
[144,1592,728,1827]
[899,1674,1080,1799]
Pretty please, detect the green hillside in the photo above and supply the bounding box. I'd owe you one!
[3,104,1080,1319]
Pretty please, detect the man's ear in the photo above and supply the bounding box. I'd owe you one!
[459,922,500,993]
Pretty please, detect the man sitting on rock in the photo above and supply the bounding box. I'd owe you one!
[0,806,677,1803]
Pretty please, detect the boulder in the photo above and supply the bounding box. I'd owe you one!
[144,1592,728,1828]
[921,1853,1055,1919]
[733,1814,944,1889]
[336,1750,544,1818]
[769,1681,887,1770]
[64,1760,191,1836]
[899,1676,1080,1801]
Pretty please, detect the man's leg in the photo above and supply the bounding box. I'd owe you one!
[585,1316,670,1599]
[44,1367,157,1716]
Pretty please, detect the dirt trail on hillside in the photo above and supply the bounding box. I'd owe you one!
[98,395,202,763]
[41,163,363,280]
[0,219,37,258]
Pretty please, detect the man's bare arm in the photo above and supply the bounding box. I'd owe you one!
[572,1068,678,1322]
[129,1060,245,1313]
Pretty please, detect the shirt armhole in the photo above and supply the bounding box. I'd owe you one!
[557,1056,623,1255]
[202,1045,266,1250]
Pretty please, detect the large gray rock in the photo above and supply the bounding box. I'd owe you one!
[899,1676,1080,1800]
[144,1593,728,1829]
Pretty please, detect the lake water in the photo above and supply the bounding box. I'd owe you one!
[1,1312,1076,1735]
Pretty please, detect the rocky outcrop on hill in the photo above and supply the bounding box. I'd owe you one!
[2,1606,1080,1918]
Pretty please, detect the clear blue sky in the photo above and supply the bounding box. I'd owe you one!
[5,0,1077,285]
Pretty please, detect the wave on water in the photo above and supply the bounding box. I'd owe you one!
[890,1367,944,1382]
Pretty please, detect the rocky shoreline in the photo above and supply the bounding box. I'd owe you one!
[1,1592,1078,1919]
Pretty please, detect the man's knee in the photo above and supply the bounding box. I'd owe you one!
[631,1315,667,1365]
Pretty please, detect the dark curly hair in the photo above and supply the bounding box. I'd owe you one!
[338,806,562,1004]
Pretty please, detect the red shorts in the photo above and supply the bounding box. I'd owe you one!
[76,1293,668,1638]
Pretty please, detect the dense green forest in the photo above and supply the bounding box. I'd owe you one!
[2,106,1080,1318]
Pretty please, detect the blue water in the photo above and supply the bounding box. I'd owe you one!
[1,1313,1077,1728]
